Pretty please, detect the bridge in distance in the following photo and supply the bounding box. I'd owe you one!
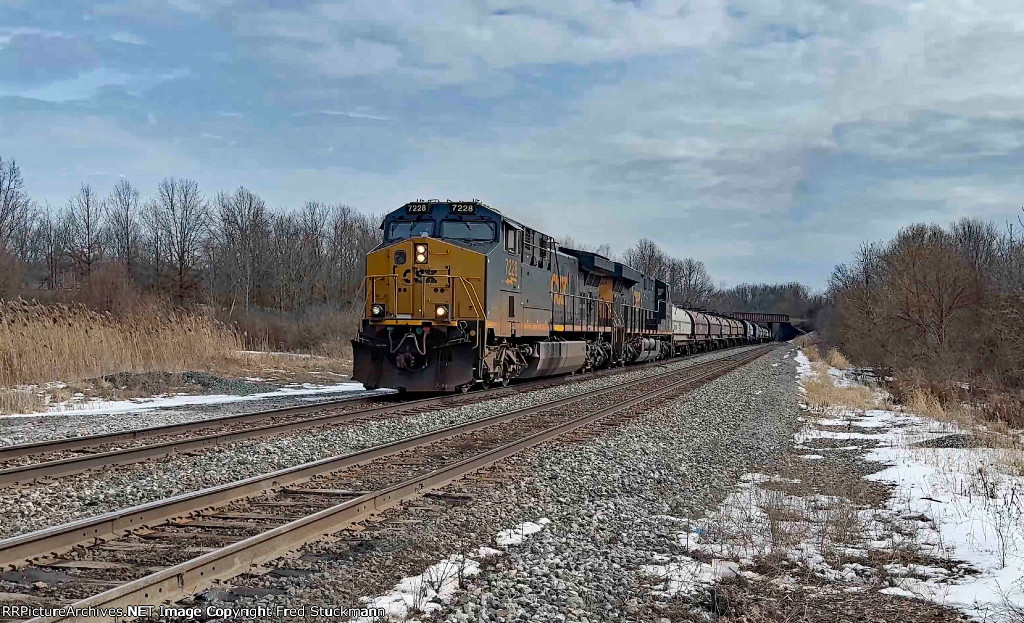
[728,311,804,342]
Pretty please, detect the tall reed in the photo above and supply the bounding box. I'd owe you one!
[0,298,243,388]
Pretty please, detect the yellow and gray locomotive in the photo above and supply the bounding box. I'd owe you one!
[352,200,769,392]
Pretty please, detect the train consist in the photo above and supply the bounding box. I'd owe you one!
[352,200,771,392]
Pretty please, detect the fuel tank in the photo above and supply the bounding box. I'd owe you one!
[517,341,588,378]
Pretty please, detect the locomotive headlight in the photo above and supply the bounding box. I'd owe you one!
[414,244,428,264]
[371,304,385,317]
[435,304,449,318]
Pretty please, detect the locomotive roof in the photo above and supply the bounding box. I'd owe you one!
[393,198,540,238]
[392,199,647,285]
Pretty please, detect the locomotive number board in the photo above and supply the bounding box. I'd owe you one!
[404,202,478,214]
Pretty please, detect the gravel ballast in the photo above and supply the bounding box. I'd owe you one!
[0,346,764,540]
[180,345,801,622]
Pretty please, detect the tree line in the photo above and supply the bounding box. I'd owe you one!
[613,236,820,320]
[0,155,382,323]
[1,153,816,347]
[823,215,1024,394]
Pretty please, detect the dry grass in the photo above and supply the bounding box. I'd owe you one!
[0,299,360,414]
[802,361,879,412]
[0,387,45,414]
[802,344,852,370]
[224,349,353,384]
[902,387,1024,477]
[824,349,852,370]
[0,298,245,391]
[675,448,971,623]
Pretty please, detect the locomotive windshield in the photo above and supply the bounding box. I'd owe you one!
[439,220,495,241]
[387,220,435,241]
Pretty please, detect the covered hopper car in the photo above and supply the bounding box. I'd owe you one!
[352,200,771,392]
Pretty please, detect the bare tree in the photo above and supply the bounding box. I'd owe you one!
[269,212,304,314]
[215,187,270,313]
[298,200,330,306]
[36,210,69,290]
[156,177,209,300]
[107,179,141,276]
[66,183,106,279]
[0,156,29,253]
[623,238,666,278]
[670,257,715,306]
[326,204,380,305]
[558,236,612,258]
[826,219,1021,386]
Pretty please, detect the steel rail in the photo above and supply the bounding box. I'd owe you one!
[0,353,698,462]
[0,349,768,570]
[0,391,392,461]
[26,345,773,623]
[0,345,765,485]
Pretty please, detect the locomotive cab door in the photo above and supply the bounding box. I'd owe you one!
[501,221,523,336]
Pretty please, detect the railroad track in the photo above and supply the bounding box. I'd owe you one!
[0,345,774,623]
[0,344,767,486]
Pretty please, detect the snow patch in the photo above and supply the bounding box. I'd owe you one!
[495,517,551,546]
[349,518,550,622]
[352,555,482,622]
[3,382,386,418]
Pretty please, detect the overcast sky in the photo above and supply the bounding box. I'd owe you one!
[1,1,1022,289]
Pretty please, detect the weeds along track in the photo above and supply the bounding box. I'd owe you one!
[0,345,766,485]
[0,346,774,622]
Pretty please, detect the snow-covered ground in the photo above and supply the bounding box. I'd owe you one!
[797,352,1024,617]
[863,409,1024,614]
[649,348,1024,621]
[1,382,381,419]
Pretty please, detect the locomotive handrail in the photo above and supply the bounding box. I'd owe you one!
[548,291,613,333]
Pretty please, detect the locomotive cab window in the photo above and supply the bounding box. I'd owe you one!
[439,220,496,241]
[387,220,435,241]
[503,223,520,253]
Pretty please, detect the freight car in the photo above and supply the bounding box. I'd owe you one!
[352,200,771,392]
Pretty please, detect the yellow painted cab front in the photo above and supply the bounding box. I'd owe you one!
[364,237,485,325]
[353,200,497,392]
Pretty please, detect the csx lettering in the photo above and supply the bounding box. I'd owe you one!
[505,259,519,286]
[550,274,569,305]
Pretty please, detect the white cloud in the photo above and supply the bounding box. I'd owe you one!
[109,31,145,45]
[317,110,393,121]
[8,0,1024,288]
[234,0,735,84]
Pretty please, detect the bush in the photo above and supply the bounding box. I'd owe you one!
[220,306,361,354]
[826,217,1024,427]
[0,253,25,298]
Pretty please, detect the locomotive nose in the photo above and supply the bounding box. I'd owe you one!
[363,237,485,323]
